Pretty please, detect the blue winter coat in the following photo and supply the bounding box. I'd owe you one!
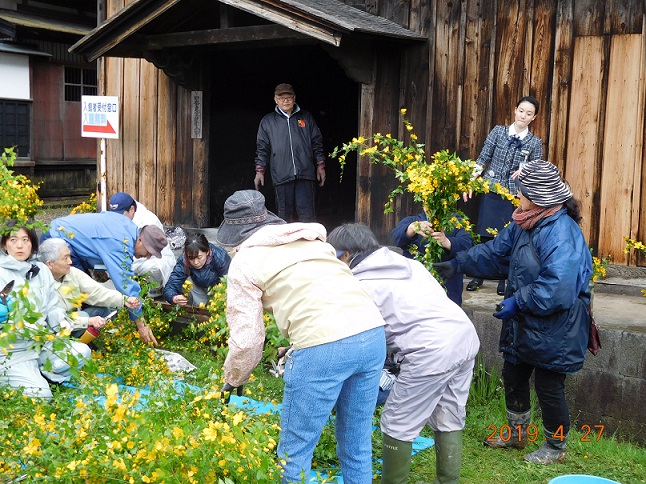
[391,213,473,306]
[455,208,593,373]
[163,244,231,303]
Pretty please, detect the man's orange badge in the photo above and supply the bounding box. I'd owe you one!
[298,119,306,127]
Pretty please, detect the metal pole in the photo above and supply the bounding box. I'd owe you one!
[100,138,107,212]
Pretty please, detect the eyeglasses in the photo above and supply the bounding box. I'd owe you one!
[276,96,294,103]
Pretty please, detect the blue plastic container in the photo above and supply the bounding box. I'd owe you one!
[549,475,620,484]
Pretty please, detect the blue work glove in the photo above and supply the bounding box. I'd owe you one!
[0,297,15,323]
[493,296,518,320]
[432,259,458,280]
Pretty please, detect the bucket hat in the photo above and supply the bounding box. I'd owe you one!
[216,190,285,247]
[516,160,573,207]
[139,225,167,258]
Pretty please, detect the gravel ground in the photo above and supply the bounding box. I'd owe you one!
[36,205,75,226]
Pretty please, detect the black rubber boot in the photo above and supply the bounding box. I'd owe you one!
[483,409,531,449]
[497,279,506,295]
[433,430,462,484]
[524,428,567,464]
[381,433,413,484]
[466,278,483,291]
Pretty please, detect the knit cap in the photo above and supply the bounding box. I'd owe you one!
[516,160,573,207]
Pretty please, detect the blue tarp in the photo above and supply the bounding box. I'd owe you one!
[228,394,435,483]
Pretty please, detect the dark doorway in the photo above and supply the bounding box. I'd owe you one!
[209,44,359,232]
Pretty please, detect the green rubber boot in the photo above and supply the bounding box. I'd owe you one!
[433,430,463,484]
[381,433,413,484]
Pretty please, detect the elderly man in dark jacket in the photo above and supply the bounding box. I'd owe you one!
[253,83,326,222]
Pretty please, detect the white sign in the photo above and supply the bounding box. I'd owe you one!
[81,95,119,139]
[191,91,202,139]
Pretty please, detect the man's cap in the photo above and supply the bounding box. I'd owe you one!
[139,225,167,258]
[516,160,573,208]
[109,192,135,214]
[274,83,295,96]
[216,190,285,247]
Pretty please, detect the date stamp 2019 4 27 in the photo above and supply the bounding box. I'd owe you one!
[485,424,605,443]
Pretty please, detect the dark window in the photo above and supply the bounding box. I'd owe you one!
[64,66,97,102]
[0,100,31,157]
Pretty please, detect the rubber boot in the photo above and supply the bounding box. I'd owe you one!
[381,433,413,484]
[433,430,462,484]
[524,428,567,464]
[466,278,483,291]
[483,409,531,449]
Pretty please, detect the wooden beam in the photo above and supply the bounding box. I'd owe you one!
[218,0,341,46]
[74,0,183,61]
[142,24,311,50]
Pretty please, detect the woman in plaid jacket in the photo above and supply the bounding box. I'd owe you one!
[467,95,543,294]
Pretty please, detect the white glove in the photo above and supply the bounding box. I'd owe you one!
[379,369,397,391]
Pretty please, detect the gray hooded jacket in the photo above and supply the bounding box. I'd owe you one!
[352,247,480,377]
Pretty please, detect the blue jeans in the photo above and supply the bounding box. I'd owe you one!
[278,327,386,483]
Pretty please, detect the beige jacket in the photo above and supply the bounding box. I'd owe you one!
[54,267,125,330]
[223,223,385,386]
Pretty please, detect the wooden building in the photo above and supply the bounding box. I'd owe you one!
[71,0,646,266]
[0,0,98,197]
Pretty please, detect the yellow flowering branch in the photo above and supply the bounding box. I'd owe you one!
[331,109,517,272]
[624,237,646,296]
[0,147,46,235]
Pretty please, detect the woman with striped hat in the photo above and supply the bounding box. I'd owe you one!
[434,160,593,465]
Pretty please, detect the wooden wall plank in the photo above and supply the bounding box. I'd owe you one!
[377,0,410,26]
[357,82,376,225]
[564,36,604,247]
[430,0,462,150]
[598,34,643,262]
[573,0,605,36]
[138,60,158,210]
[633,17,645,265]
[103,55,124,203]
[459,0,495,159]
[493,0,527,123]
[528,0,556,149]
[368,45,401,240]
[175,86,192,223]
[121,58,140,196]
[424,0,437,152]
[192,64,210,227]
[606,0,643,35]
[156,71,176,225]
[396,0,432,219]
[547,0,574,167]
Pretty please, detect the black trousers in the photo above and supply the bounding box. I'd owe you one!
[502,359,570,435]
[273,179,316,223]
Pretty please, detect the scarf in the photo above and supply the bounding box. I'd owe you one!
[512,204,562,230]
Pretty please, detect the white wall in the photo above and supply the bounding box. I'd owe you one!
[0,52,30,100]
